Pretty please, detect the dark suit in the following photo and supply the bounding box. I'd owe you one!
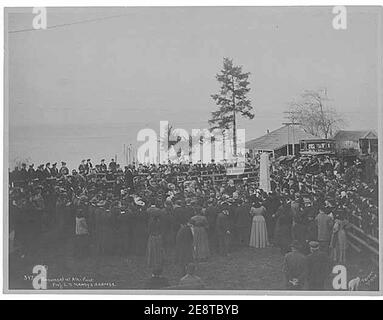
[78,164,86,174]
[215,212,230,255]
[109,161,117,172]
[85,162,93,174]
[44,168,52,178]
[307,250,331,290]
[283,251,308,290]
[59,166,69,176]
[175,225,193,275]
[174,205,190,228]
[124,169,134,189]
[99,163,107,173]
[206,205,218,252]
[51,167,58,177]
[235,203,251,246]
[27,168,35,180]
[35,169,45,181]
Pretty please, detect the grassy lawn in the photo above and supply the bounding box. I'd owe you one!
[9,234,375,291]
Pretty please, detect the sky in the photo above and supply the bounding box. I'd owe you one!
[5,6,381,166]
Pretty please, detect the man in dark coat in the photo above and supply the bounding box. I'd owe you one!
[184,199,195,222]
[78,160,86,175]
[274,200,293,254]
[147,201,163,220]
[307,241,331,290]
[263,192,280,243]
[173,200,189,231]
[109,159,117,173]
[85,159,93,174]
[59,162,69,176]
[205,199,218,253]
[35,165,45,181]
[175,223,194,276]
[283,240,308,290]
[235,199,252,246]
[124,165,134,191]
[215,205,231,256]
[44,163,52,178]
[51,163,58,177]
[99,159,107,173]
[27,164,35,181]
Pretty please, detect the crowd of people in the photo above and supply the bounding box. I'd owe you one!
[8,153,379,290]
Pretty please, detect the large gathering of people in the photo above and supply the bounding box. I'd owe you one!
[8,152,379,290]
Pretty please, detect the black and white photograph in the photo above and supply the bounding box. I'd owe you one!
[3,5,382,294]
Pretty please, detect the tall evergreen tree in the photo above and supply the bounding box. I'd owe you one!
[209,58,254,156]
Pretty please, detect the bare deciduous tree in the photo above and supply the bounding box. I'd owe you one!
[286,89,346,138]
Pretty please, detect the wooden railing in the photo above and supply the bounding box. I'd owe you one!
[347,221,379,265]
[175,169,259,184]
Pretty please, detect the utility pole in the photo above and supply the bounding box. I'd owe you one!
[282,119,302,156]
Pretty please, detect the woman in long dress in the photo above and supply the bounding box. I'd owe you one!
[147,212,164,270]
[330,211,351,264]
[249,202,268,248]
[190,208,210,261]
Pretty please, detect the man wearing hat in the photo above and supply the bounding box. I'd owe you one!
[59,162,69,176]
[85,159,93,174]
[51,163,58,177]
[36,164,45,180]
[124,165,134,191]
[78,160,86,175]
[27,164,35,181]
[282,240,308,290]
[225,179,236,196]
[306,241,331,290]
[44,163,52,178]
[99,159,107,173]
[109,159,117,173]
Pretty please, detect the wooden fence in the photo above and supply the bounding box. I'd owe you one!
[348,212,379,265]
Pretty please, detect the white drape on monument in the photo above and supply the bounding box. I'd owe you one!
[259,152,271,193]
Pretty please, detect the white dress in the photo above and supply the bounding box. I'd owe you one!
[249,206,268,248]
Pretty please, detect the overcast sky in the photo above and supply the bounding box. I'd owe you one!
[7,6,380,141]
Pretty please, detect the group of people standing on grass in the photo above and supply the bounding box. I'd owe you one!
[8,153,378,290]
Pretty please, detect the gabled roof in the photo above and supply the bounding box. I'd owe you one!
[245,125,319,151]
[333,130,378,141]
